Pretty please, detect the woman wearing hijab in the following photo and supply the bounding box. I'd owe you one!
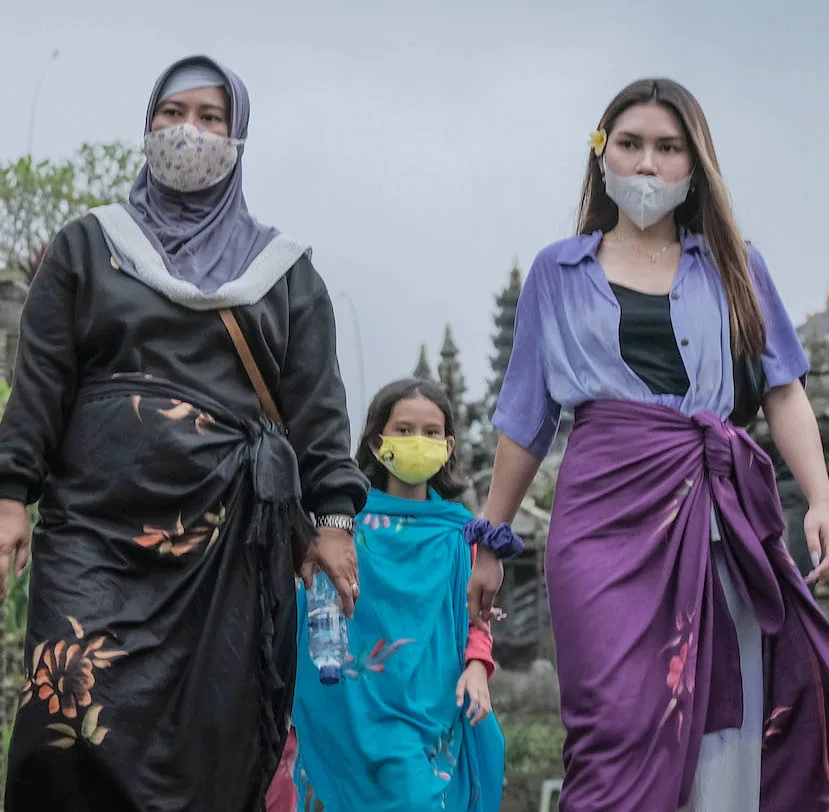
[0,55,368,811]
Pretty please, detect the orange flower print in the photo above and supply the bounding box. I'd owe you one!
[133,508,225,556]
[157,399,215,435]
[35,640,95,718]
[158,399,196,420]
[19,617,126,749]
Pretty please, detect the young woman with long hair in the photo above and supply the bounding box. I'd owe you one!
[467,78,829,811]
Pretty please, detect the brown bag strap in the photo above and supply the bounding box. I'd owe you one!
[218,308,285,432]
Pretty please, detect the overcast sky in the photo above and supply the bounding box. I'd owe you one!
[1,0,826,430]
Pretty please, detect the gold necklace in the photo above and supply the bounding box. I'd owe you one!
[614,232,677,264]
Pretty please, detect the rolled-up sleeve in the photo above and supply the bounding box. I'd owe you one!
[492,259,561,459]
[0,232,79,504]
[749,245,809,390]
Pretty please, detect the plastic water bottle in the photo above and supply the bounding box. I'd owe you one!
[306,572,349,685]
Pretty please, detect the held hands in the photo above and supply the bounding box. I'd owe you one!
[0,499,30,599]
[455,660,491,727]
[804,499,829,584]
[466,547,504,632]
[300,526,360,618]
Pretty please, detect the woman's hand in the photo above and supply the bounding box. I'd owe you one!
[300,526,360,617]
[0,499,30,598]
[467,547,504,632]
[804,499,829,584]
[763,381,829,585]
[455,660,491,727]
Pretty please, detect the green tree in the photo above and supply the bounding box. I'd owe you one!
[0,141,142,276]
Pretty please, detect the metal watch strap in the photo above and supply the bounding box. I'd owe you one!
[314,514,356,535]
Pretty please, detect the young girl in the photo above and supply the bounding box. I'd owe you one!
[466,77,829,811]
[290,379,505,811]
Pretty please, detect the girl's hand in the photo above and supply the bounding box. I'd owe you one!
[455,661,491,727]
[804,499,829,584]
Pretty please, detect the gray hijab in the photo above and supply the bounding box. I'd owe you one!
[119,55,277,294]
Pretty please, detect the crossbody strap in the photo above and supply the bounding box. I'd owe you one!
[218,308,286,432]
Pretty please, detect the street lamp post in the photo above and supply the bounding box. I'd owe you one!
[27,49,60,156]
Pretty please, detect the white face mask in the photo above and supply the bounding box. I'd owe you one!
[142,123,244,193]
[603,161,692,230]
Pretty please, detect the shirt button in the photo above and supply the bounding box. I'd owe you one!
[680,338,689,347]
[671,292,680,300]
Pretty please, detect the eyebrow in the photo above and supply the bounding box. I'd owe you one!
[156,99,226,114]
[616,130,686,142]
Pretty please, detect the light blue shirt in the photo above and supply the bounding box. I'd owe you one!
[494,230,810,459]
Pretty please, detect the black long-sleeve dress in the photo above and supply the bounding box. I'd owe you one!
[0,215,368,812]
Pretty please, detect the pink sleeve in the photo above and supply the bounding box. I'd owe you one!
[465,545,495,678]
[265,727,298,812]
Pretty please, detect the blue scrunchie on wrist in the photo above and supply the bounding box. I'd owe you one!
[462,518,525,559]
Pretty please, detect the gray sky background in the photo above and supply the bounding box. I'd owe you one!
[1,0,827,432]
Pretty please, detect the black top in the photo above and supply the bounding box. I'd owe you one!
[0,215,368,516]
[609,282,690,397]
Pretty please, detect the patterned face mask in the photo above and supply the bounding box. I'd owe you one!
[142,123,244,193]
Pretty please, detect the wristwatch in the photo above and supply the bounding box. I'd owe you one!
[314,514,356,536]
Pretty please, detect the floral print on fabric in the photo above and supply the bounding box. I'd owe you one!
[658,610,697,738]
[142,123,242,193]
[355,513,412,548]
[132,395,216,435]
[19,616,127,749]
[133,507,226,556]
[658,478,695,532]
[427,726,457,782]
[763,706,791,749]
[342,637,415,680]
[359,513,411,533]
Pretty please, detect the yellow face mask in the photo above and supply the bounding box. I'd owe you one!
[374,435,451,485]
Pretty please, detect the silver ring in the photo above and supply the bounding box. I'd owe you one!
[351,582,360,594]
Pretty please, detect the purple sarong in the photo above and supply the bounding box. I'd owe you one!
[547,399,829,811]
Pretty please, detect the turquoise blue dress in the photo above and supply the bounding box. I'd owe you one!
[291,488,505,811]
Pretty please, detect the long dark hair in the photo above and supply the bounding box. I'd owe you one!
[577,78,765,359]
[355,378,468,500]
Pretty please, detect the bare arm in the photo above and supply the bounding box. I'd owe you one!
[484,434,543,524]
[467,434,544,629]
[763,380,829,580]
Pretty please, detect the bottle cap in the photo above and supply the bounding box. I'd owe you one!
[319,665,340,685]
